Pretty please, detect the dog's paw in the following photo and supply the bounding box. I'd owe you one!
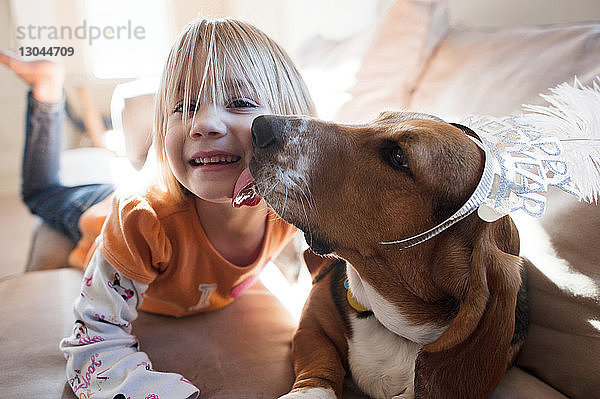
[278,387,337,399]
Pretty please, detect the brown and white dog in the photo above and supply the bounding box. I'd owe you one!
[248,112,529,399]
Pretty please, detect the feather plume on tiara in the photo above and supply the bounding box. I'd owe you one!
[463,77,600,222]
[521,78,600,202]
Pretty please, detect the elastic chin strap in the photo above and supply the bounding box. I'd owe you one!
[379,127,495,249]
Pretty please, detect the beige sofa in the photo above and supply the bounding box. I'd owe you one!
[2,1,599,398]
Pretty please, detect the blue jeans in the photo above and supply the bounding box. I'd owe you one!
[21,92,114,242]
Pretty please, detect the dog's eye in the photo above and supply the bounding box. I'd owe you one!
[383,145,410,173]
[392,147,408,169]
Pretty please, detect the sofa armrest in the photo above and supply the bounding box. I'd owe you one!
[0,269,82,398]
[25,220,75,272]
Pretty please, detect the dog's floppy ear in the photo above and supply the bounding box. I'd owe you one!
[303,249,335,279]
[414,218,522,399]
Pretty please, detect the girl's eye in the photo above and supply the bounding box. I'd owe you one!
[173,102,199,114]
[227,98,258,109]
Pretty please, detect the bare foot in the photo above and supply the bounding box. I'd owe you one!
[0,50,65,103]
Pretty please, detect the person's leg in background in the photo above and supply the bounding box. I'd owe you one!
[0,52,114,242]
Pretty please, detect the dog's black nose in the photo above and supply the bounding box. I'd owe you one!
[252,115,284,150]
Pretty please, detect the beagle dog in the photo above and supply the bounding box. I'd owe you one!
[247,112,529,399]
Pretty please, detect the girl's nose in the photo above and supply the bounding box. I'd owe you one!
[188,106,227,139]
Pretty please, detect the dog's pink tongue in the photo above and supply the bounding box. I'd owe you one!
[232,168,261,208]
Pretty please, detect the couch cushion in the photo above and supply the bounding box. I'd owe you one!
[132,282,298,398]
[336,0,450,123]
[409,23,600,121]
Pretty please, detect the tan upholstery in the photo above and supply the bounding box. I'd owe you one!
[516,190,600,399]
[0,269,373,398]
[0,269,297,398]
[3,268,570,398]
[491,368,567,399]
[336,0,450,123]
[338,3,600,125]
[409,24,600,121]
[0,269,82,398]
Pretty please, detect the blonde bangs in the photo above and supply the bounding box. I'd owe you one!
[154,18,316,202]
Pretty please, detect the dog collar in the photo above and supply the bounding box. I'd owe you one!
[344,279,371,314]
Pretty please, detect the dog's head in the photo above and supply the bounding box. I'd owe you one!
[250,112,523,397]
[250,112,484,257]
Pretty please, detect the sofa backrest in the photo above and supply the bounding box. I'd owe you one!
[337,1,600,123]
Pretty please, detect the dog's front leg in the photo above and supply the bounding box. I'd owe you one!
[281,325,344,398]
[280,271,349,399]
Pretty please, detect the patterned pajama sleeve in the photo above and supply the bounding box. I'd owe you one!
[59,249,199,399]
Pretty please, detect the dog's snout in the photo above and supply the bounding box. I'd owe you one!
[252,115,285,150]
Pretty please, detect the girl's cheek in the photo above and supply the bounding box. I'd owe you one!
[166,114,183,132]
[166,116,189,143]
[164,120,186,168]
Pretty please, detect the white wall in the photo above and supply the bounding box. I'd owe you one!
[166,0,385,60]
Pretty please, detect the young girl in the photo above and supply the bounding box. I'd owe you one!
[9,18,314,398]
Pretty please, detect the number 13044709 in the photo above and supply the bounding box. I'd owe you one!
[19,46,74,56]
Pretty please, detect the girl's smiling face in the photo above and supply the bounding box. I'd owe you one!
[165,94,269,204]
[153,18,315,203]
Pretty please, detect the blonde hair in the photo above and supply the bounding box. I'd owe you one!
[154,18,316,202]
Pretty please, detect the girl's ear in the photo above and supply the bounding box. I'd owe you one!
[414,219,523,398]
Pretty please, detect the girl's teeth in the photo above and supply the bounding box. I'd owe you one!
[193,155,239,165]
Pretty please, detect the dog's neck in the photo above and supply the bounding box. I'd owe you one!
[345,261,449,345]
[338,219,484,343]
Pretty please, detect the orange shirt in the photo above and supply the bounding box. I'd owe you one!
[69,187,296,317]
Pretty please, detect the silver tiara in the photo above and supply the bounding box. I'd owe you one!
[381,77,600,248]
